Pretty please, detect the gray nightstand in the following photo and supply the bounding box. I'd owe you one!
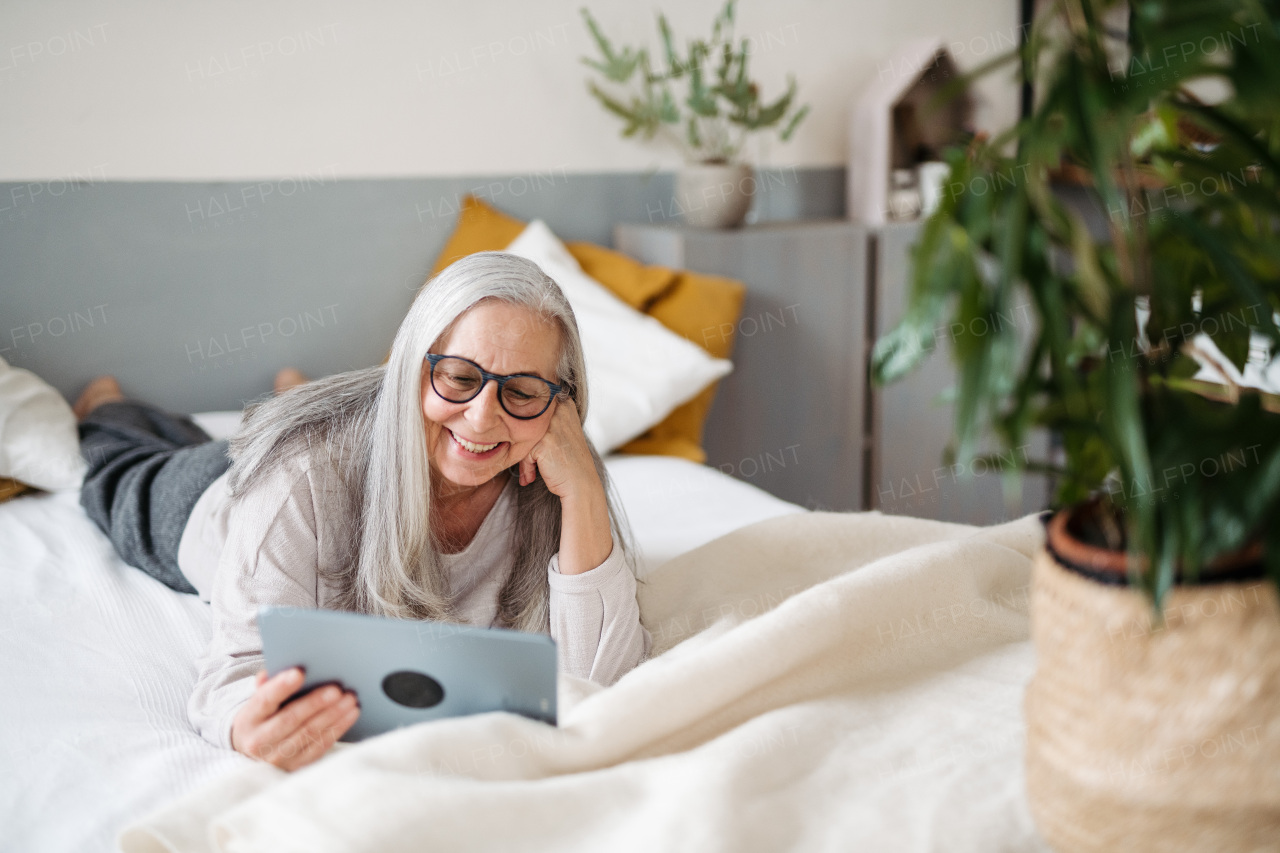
[615,220,1051,523]
[616,220,869,512]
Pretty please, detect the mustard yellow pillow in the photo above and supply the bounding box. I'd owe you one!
[429,195,526,277]
[0,477,32,503]
[563,240,676,312]
[425,195,746,463]
[429,196,678,309]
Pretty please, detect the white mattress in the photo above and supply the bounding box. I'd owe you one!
[0,412,804,853]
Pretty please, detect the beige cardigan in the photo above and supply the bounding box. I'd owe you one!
[176,450,651,751]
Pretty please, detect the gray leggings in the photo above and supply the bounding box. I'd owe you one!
[78,401,232,595]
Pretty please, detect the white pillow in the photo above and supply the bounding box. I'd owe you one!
[0,357,86,491]
[502,220,733,453]
[190,410,245,442]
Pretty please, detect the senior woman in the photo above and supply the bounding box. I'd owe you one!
[73,252,651,771]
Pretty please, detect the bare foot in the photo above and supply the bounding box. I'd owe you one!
[273,368,308,394]
[74,376,125,420]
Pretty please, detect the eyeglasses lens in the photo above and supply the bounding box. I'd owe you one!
[432,357,552,418]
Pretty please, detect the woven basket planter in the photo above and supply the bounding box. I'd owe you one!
[1025,509,1280,852]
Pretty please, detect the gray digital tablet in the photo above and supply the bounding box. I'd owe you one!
[258,605,558,742]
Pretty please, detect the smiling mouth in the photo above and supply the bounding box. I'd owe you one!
[448,429,502,455]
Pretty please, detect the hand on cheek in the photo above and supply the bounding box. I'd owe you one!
[517,399,597,499]
[516,398,553,487]
[519,454,538,487]
[521,398,613,574]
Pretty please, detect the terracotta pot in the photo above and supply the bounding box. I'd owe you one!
[1045,500,1265,584]
[674,162,754,228]
[1024,505,1280,852]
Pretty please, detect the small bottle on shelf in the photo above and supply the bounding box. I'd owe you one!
[887,169,922,221]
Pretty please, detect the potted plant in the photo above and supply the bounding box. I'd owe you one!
[871,0,1280,849]
[580,0,810,227]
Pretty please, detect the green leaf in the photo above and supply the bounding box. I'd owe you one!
[658,87,679,124]
[657,14,684,76]
[580,8,641,82]
[686,47,718,117]
[872,214,969,385]
[1067,210,1112,323]
[587,81,639,123]
[751,80,796,129]
[686,116,703,150]
[1169,210,1280,342]
[711,0,736,44]
[872,315,940,383]
[780,103,809,141]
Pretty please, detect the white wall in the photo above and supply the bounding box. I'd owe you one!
[0,0,1020,181]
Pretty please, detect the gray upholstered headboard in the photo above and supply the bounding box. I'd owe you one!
[1,169,841,414]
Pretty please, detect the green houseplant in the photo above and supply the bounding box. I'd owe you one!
[871,0,1280,848]
[580,0,810,227]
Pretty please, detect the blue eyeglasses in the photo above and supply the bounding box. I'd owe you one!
[424,354,564,419]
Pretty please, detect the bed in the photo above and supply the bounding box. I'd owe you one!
[1,208,1053,852]
[2,417,1051,852]
[1,411,810,853]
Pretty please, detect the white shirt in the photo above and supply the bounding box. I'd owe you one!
[177,450,651,751]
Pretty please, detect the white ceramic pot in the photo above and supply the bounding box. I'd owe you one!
[674,162,755,228]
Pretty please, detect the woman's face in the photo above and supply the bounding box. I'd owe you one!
[422,300,562,493]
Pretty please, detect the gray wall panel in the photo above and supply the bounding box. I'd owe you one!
[0,168,843,413]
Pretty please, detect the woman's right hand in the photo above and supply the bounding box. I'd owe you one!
[230,666,360,771]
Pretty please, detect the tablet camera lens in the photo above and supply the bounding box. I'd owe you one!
[382,670,445,709]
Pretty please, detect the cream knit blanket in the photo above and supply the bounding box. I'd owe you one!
[119,511,1051,853]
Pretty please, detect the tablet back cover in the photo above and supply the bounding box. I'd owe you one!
[258,606,557,742]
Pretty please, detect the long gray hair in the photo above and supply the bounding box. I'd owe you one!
[226,251,633,633]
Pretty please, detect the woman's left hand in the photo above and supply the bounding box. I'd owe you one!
[517,397,600,500]
[518,397,613,575]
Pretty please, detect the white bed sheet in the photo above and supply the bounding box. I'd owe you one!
[0,412,804,853]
